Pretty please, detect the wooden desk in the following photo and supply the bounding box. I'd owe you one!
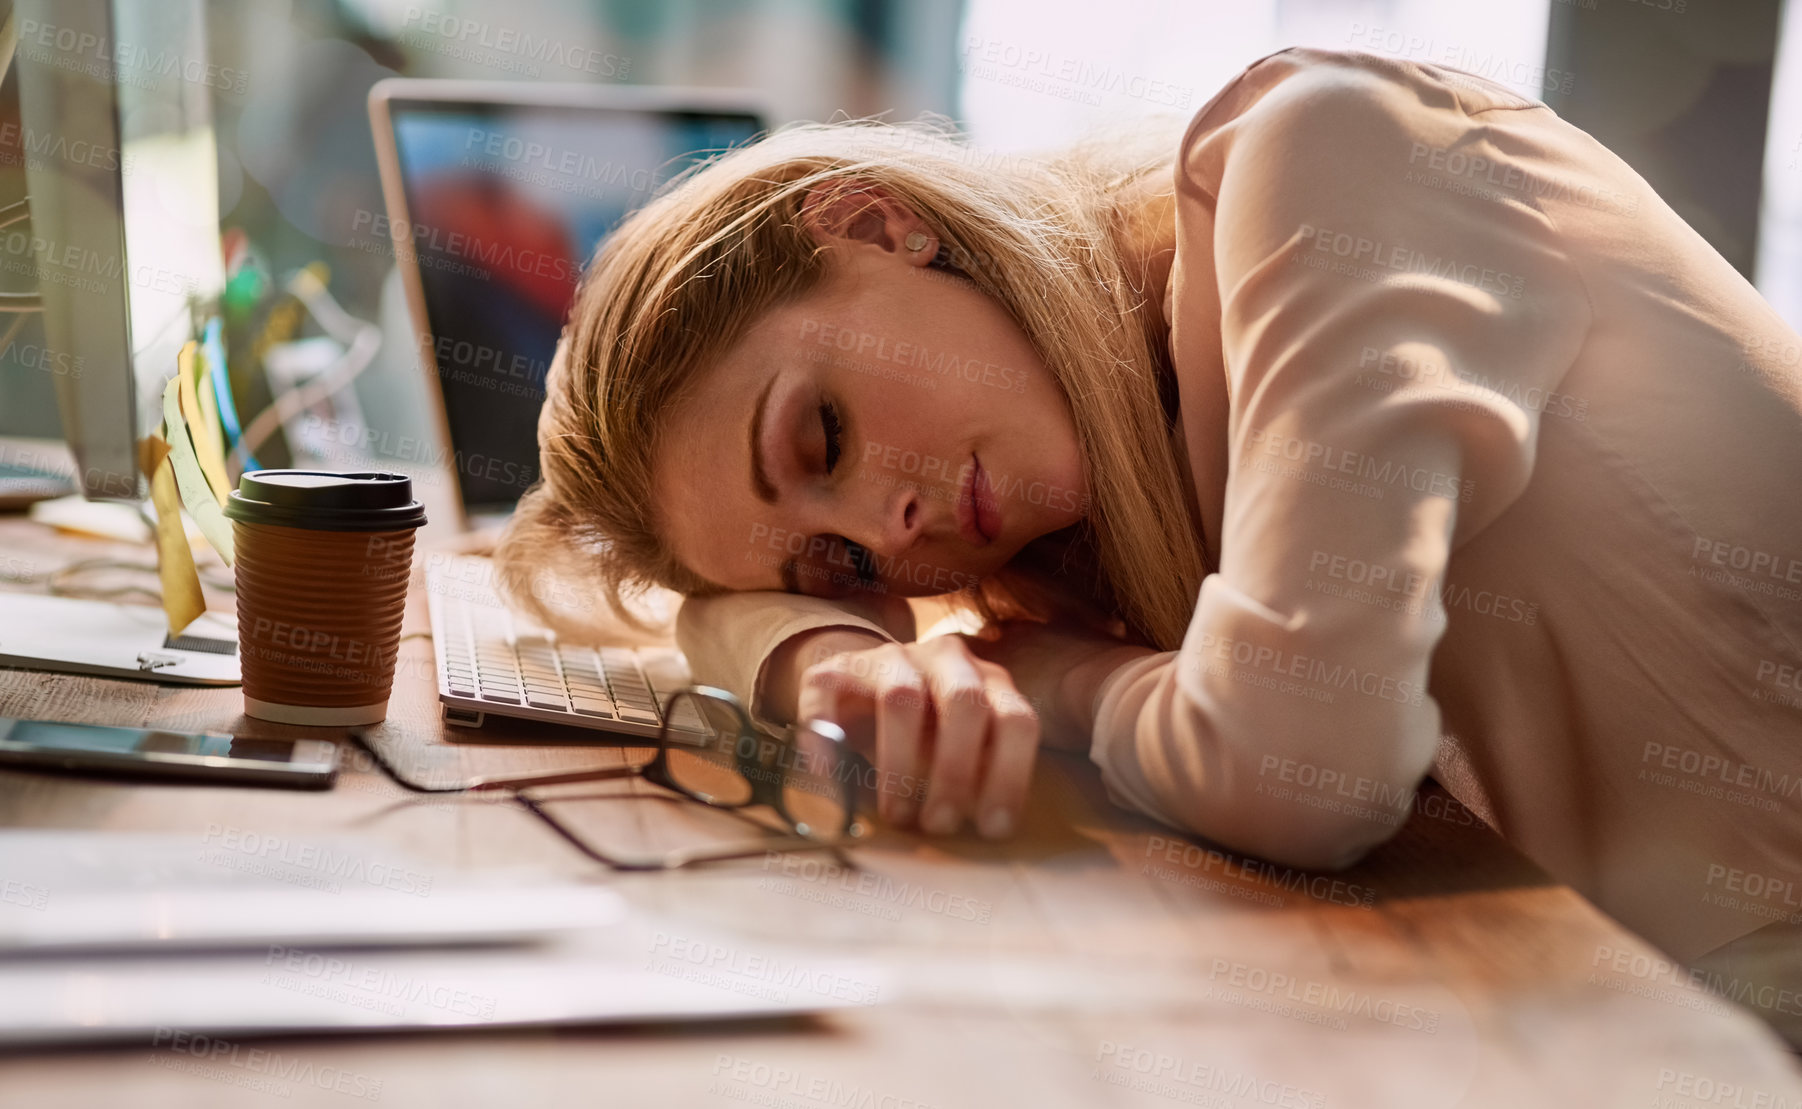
[2,514,1799,1108]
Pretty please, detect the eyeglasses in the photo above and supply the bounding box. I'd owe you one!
[350,685,868,871]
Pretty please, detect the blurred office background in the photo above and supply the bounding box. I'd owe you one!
[1,0,1798,443]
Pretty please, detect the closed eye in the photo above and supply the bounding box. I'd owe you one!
[820,401,843,473]
[842,538,877,585]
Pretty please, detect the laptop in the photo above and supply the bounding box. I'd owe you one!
[368,80,766,738]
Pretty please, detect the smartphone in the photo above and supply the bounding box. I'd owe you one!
[0,718,339,789]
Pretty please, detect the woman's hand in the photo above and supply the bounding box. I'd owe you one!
[960,619,1159,751]
[792,635,1040,839]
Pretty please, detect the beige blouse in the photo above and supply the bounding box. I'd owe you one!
[676,47,1802,964]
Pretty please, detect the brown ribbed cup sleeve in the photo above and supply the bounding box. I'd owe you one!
[233,521,415,710]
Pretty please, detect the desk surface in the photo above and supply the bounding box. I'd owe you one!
[1,513,1799,1108]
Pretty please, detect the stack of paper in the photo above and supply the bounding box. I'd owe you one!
[0,831,888,1045]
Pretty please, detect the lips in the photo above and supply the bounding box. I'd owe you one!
[973,459,1002,543]
[957,455,991,547]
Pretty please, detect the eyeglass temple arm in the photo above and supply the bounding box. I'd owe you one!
[465,765,642,792]
[517,792,861,872]
[349,731,647,793]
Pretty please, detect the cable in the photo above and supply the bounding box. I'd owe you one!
[0,311,29,357]
[201,317,256,468]
[0,10,16,94]
[229,268,381,470]
[34,557,235,602]
[0,202,42,309]
[44,559,162,604]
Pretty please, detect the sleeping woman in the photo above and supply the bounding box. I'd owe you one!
[493,47,1802,1031]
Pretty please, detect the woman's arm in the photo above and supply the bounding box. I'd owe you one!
[679,589,1043,835]
[674,589,914,731]
[961,619,1157,751]
[1088,62,1592,869]
[682,576,1067,836]
[760,625,893,725]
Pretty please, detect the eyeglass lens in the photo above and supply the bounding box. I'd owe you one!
[658,690,755,807]
[658,689,854,840]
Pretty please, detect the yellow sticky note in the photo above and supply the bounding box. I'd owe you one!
[138,435,206,637]
[195,343,224,469]
[178,341,232,503]
[162,375,236,564]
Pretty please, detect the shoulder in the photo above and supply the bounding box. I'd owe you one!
[1177,48,1518,196]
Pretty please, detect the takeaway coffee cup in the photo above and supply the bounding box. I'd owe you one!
[224,471,427,726]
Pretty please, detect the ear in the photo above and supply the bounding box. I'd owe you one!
[799,182,938,266]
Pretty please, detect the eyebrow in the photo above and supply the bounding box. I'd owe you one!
[749,372,779,505]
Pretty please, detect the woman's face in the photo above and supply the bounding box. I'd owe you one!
[653,223,1088,602]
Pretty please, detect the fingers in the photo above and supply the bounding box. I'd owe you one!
[870,647,927,826]
[919,642,988,836]
[791,637,1040,839]
[973,686,1039,839]
[794,654,857,740]
[795,645,928,826]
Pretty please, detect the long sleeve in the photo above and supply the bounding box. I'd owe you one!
[675,590,916,733]
[1089,60,1591,869]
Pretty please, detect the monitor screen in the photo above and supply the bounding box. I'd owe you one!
[11,0,225,500]
[385,99,761,514]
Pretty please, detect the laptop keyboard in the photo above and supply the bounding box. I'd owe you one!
[431,577,706,736]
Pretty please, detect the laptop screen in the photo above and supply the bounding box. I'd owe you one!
[385,98,762,515]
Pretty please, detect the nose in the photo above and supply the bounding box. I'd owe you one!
[849,482,923,559]
[799,479,923,563]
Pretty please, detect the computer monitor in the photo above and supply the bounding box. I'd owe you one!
[0,0,239,684]
[12,0,225,502]
[369,80,764,524]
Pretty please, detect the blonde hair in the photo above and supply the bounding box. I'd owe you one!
[495,117,1209,652]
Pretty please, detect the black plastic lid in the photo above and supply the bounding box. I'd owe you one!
[224,471,428,532]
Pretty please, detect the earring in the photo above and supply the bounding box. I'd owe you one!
[904,231,929,253]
